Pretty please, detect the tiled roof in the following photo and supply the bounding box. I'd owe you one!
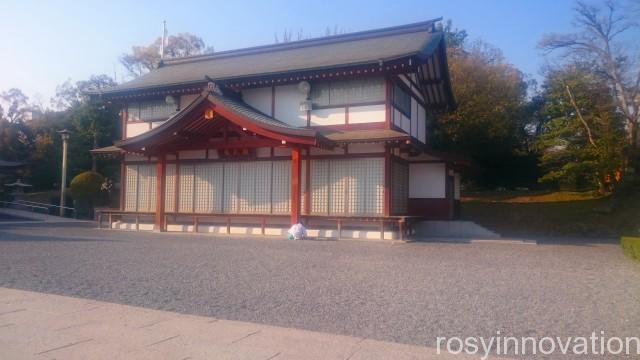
[96,20,442,95]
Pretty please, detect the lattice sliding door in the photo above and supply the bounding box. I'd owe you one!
[272,161,290,214]
[124,165,138,211]
[178,164,195,213]
[193,164,224,213]
[309,158,384,216]
[310,160,329,215]
[165,164,176,213]
[223,162,240,213]
[123,164,156,212]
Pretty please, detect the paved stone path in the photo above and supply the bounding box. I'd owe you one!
[0,287,479,360]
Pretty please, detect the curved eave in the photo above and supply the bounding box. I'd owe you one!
[116,91,324,153]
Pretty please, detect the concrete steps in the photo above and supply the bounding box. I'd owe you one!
[413,220,500,239]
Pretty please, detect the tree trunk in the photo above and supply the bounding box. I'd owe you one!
[91,132,98,172]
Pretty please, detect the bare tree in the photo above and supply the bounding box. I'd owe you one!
[539,1,640,153]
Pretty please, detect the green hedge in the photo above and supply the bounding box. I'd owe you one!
[621,237,640,261]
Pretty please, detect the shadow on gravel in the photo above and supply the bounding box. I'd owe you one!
[415,236,618,247]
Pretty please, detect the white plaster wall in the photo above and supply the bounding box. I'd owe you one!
[393,108,402,129]
[207,149,219,159]
[256,147,271,158]
[125,153,147,161]
[417,105,426,143]
[180,94,200,108]
[126,123,150,138]
[410,98,418,138]
[401,114,411,134]
[409,163,446,198]
[310,147,345,155]
[274,85,308,127]
[348,104,385,124]
[310,108,346,126]
[242,87,272,116]
[178,150,207,159]
[151,120,166,129]
[348,143,385,154]
[273,147,291,157]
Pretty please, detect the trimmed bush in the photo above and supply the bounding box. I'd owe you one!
[69,171,105,218]
[70,171,105,201]
[621,237,640,261]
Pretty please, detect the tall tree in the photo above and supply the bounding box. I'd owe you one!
[52,74,116,110]
[537,63,626,192]
[539,1,640,164]
[50,75,119,171]
[432,29,530,187]
[0,89,34,162]
[120,33,214,77]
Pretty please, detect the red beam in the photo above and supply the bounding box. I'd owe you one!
[290,147,302,225]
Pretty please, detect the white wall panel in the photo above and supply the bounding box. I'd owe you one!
[310,108,345,126]
[418,104,426,143]
[273,147,291,157]
[393,108,402,128]
[256,147,271,158]
[348,143,385,154]
[401,114,411,134]
[242,87,272,116]
[409,163,446,198]
[348,104,385,124]
[126,123,149,138]
[411,98,418,138]
[275,85,307,127]
[178,150,206,159]
[180,94,200,108]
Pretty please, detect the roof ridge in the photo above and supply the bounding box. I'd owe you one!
[160,18,442,67]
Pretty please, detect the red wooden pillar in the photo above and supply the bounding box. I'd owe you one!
[154,154,166,232]
[290,147,302,225]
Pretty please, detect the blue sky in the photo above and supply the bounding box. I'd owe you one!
[1,0,580,105]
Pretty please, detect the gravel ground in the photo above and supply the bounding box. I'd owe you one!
[0,223,639,358]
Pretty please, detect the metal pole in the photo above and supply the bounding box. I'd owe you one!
[59,131,69,217]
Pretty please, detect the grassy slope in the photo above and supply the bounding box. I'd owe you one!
[461,191,640,238]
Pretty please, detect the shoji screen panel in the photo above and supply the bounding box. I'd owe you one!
[178,164,195,213]
[272,160,290,214]
[310,160,329,215]
[165,164,176,213]
[193,164,222,213]
[253,161,272,214]
[309,158,384,216]
[124,165,138,211]
[223,162,240,213]
[329,160,348,215]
